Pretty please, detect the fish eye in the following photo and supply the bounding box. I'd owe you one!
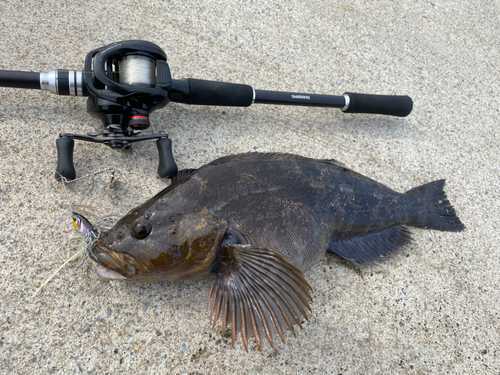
[132,219,153,239]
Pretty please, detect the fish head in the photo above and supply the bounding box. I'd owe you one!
[91,205,227,281]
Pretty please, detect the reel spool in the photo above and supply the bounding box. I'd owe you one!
[118,55,157,86]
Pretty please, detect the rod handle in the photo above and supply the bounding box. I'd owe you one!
[343,92,413,117]
[187,79,253,106]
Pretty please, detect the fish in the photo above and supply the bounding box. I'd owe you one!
[90,152,464,351]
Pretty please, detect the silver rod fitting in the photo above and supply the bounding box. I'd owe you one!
[341,94,350,111]
[40,70,85,96]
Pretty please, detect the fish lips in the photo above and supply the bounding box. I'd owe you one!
[89,243,130,280]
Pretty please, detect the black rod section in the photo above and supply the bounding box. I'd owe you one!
[188,79,253,106]
[254,89,346,108]
[0,70,40,90]
[343,92,413,117]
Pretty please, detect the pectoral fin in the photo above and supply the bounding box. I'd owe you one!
[208,244,312,352]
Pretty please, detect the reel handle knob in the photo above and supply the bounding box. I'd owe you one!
[156,137,178,178]
[55,137,77,181]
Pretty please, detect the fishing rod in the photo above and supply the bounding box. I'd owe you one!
[0,40,413,181]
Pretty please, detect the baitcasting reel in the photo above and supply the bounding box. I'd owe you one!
[0,40,413,181]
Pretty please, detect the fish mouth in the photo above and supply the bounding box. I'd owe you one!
[96,265,127,280]
[89,243,131,281]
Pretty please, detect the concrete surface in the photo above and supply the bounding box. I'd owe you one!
[1,0,499,373]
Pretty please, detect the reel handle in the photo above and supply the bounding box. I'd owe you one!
[156,137,178,178]
[55,137,76,181]
[55,133,178,180]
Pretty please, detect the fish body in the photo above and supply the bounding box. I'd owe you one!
[92,153,463,350]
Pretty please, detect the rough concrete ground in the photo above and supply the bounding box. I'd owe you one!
[0,0,499,373]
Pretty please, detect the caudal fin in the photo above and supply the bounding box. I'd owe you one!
[407,179,464,232]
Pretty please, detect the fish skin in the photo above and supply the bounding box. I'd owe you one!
[91,152,464,350]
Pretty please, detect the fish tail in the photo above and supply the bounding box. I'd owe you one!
[407,179,464,232]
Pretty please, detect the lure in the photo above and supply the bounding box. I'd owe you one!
[31,212,98,298]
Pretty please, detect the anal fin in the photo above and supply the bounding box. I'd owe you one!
[327,225,412,265]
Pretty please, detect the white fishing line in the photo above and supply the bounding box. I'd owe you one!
[118,55,156,86]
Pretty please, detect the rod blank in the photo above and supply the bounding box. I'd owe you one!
[254,90,346,108]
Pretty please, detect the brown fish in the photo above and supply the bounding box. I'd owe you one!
[89,152,464,351]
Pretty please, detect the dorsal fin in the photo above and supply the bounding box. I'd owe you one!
[202,152,347,169]
[170,168,199,183]
[142,169,198,204]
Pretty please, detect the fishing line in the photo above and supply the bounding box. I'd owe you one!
[56,172,74,213]
[32,168,119,298]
